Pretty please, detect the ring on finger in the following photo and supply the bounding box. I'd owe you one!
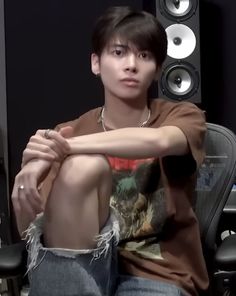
[18,185,25,190]
[44,129,52,139]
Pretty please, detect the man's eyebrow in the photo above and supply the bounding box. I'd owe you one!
[109,43,129,49]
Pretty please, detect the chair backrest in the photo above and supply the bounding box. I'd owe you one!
[195,123,236,257]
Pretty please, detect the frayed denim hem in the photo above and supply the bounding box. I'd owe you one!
[24,209,119,274]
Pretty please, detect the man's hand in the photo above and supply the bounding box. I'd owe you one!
[21,126,73,167]
[12,126,73,236]
[11,159,51,236]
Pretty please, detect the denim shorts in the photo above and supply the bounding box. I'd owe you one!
[115,276,189,296]
[25,210,188,296]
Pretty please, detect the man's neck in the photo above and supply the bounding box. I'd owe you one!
[102,98,150,130]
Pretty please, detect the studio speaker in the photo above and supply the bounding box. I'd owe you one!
[155,0,201,104]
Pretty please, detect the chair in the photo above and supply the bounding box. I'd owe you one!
[195,123,236,295]
[0,122,236,295]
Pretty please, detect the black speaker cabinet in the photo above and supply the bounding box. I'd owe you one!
[156,0,201,104]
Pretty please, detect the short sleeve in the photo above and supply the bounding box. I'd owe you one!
[160,102,206,168]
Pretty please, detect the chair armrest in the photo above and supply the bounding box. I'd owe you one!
[0,241,27,278]
[215,234,236,271]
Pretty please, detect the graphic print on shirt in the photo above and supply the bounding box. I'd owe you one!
[108,157,167,260]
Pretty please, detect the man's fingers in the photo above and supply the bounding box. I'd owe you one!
[18,190,36,219]
[30,134,69,154]
[12,169,44,215]
[22,149,55,167]
[59,126,74,138]
[12,184,36,220]
[23,147,56,160]
[12,185,21,213]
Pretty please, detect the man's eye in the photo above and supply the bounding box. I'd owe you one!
[139,52,151,59]
[113,49,123,56]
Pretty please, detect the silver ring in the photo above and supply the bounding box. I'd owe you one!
[18,185,24,190]
[44,129,52,139]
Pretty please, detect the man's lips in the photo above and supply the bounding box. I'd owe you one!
[120,78,139,86]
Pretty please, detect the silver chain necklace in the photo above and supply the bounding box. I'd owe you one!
[100,106,151,132]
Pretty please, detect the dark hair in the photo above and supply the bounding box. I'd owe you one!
[92,6,167,67]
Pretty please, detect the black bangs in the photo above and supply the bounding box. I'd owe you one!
[113,14,167,65]
[115,20,156,50]
[92,7,167,66]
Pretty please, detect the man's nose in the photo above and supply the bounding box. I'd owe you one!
[125,54,137,73]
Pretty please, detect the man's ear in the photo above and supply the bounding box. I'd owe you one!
[91,53,100,76]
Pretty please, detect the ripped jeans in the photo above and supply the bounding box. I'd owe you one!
[25,210,119,296]
[25,211,189,296]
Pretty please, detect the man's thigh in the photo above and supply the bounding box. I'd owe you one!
[115,275,188,296]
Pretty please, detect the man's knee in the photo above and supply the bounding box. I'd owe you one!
[57,154,112,189]
[43,154,112,247]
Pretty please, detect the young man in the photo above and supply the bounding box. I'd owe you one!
[12,6,209,296]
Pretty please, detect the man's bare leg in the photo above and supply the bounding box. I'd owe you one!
[43,154,112,249]
[27,154,115,296]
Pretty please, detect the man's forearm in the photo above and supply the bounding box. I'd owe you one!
[68,126,188,159]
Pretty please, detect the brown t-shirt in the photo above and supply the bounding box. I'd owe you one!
[43,98,209,295]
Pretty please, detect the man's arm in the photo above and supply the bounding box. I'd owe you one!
[22,125,189,166]
[67,126,189,159]
[12,127,73,236]
[12,124,188,236]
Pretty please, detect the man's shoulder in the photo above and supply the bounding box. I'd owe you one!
[77,106,102,122]
[55,106,102,133]
[151,97,200,111]
[150,98,204,125]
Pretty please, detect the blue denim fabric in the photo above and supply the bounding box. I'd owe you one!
[115,276,189,296]
[26,211,119,296]
[28,246,118,296]
[26,211,188,296]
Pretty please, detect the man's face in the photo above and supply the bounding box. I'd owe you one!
[91,39,158,101]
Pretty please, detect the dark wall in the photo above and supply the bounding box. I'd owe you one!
[200,0,236,130]
[4,0,143,186]
[4,0,236,188]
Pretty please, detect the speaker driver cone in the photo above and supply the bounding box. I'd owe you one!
[166,24,196,59]
[159,0,198,21]
[161,62,199,100]
[165,0,192,16]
